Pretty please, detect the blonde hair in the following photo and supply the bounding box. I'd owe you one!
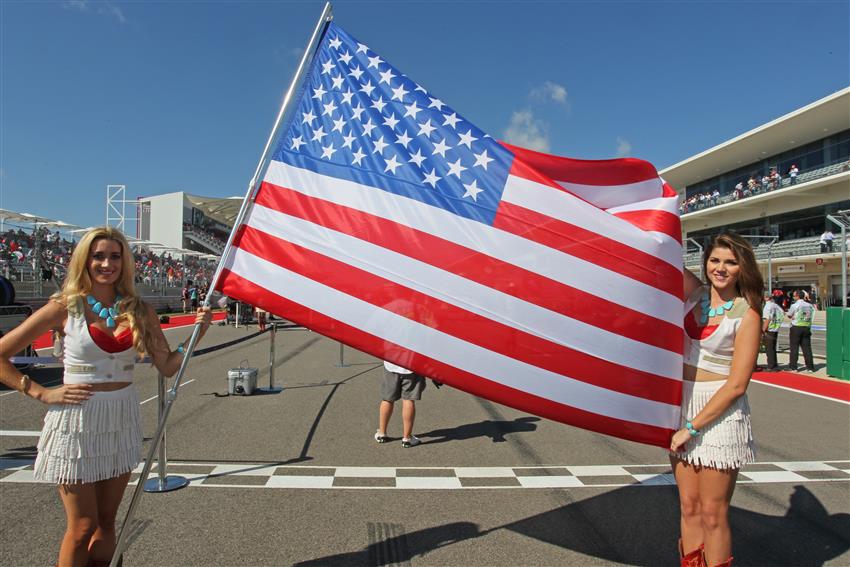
[52,226,153,355]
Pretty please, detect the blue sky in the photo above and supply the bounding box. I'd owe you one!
[1,0,848,233]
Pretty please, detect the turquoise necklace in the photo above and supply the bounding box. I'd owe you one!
[698,291,734,325]
[87,294,122,328]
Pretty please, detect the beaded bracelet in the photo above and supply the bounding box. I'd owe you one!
[686,420,700,437]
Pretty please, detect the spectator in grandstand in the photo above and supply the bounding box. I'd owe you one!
[760,174,770,193]
[761,295,783,372]
[188,280,199,310]
[0,226,212,567]
[671,232,762,567]
[789,164,799,184]
[787,290,815,372]
[819,229,835,253]
[711,188,720,206]
[734,181,744,200]
[769,167,780,189]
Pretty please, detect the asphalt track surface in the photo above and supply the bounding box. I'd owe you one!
[1,324,848,567]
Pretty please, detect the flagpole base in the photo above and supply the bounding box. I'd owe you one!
[143,475,190,493]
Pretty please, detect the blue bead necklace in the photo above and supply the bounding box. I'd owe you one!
[698,291,734,325]
[86,294,122,328]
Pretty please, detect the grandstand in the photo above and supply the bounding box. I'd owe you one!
[663,86,850,306]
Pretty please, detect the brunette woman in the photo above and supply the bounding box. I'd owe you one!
[0,227,211,567]
[671,232,763,567]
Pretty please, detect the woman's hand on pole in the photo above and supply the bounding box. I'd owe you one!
[195,307,212,340]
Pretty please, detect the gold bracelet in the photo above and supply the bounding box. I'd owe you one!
[19,375,31,395]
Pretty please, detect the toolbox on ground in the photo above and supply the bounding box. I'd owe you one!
[227,362,258,396]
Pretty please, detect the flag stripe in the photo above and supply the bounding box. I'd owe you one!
[221,249,681,429]
[236,224,683,404]
[245,199,683,376]
[504,142,663,186]
[501,174,684,270]
[611,210,683,244]
[493,201,683,298]
[263,161,683,325]
[219,268,675,447]
[255,180,683,358]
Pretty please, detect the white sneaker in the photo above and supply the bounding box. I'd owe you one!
[401,435,421,448]
[374,430,388,443]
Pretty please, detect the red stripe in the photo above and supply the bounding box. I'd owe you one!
[503,142,662,186]
[218,269,676,448]
[495,201,683,298]
[753,371,850,402]
[662,182,678,198]
[235,225,682,405]
[612,209,682,244]
[255,181,683,354]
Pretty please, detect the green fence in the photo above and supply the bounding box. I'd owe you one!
[826,307,850,380]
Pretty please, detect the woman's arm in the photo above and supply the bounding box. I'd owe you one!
[671,308,761,451]
[0,300,92,404]
[145,304,211,377]
[683,268,703,299]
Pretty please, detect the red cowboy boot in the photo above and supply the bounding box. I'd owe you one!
[679,538,704,567]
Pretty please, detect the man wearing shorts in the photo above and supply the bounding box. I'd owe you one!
[376,361,425,448]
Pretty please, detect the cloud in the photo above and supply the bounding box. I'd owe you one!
[530,81,568,106]
[502,110,550,152]
[616,136,632,157]
[64,0,126,24]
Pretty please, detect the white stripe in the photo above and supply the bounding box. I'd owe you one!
[606,195,680,215]
[554,177,663,209]
[751,379,850,406]
[503,174,683,270]
[246,204,682,378]
[263,161,682,325]
[225,248,680,429]
[0,430,41,437]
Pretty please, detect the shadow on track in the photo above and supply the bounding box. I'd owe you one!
[294,485,848,566]
[420,416,540,445]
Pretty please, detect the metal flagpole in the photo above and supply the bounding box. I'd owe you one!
[109,4,333,565]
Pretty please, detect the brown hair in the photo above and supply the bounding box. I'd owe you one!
[51,226,153,355]
[701,232,764,314]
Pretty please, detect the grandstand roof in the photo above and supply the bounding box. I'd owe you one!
[184,194,243,227]
[660,87,850,190]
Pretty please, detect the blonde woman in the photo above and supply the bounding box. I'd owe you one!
[671,233,763,567]
[0,227,211,567]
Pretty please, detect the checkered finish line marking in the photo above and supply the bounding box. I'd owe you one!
[1,459,848,489]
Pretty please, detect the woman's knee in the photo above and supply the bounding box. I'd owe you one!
[678,492,701,519]
[700,501,730,531]
[66,517,98,544]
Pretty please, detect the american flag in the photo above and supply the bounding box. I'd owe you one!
[217,22,684,448]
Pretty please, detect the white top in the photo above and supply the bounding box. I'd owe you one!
[787,299,814,327]
[683,286,748,375]
[62,308,136,385]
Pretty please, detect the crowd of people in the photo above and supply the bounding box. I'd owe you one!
[0,227,217,291]
[679,165,799,214]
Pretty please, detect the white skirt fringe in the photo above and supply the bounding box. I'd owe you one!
[34,386,142,484]
[670,380,755,470]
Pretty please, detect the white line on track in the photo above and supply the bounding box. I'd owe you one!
[139,379,196,405]
[752,379,850,405]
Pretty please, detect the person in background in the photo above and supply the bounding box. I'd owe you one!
[0,226,211,567]
[761,295,784,372]
[375,361,426,448]
[255,305,267,332]
[789,164,799,184]
[819,229,834,253]
[181,282,190,313]
[672,232,762,567]
[787,290,815,372]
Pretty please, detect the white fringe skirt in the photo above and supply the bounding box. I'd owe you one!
[670,380,755,470]
[34,386,142,484]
